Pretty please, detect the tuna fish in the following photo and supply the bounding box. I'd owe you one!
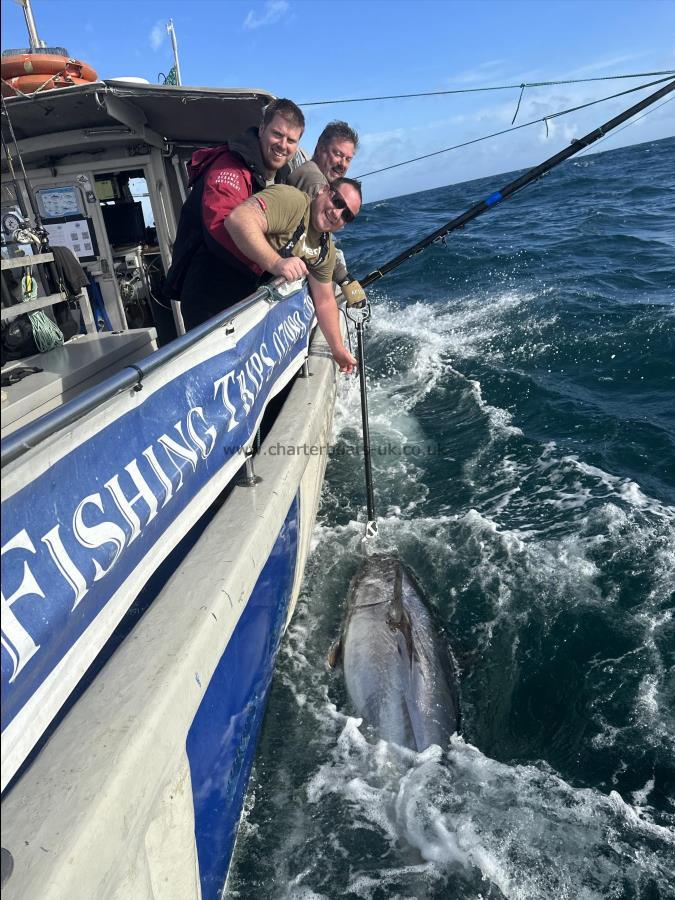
[330,555,460,751]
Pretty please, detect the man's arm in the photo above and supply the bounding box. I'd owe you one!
[200,157,261,270]
[227,196,356,373]
[307,274,356,374]
[225,198,306,281]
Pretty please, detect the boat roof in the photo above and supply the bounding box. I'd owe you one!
[1,80,275,148]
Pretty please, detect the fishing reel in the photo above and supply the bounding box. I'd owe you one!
[1,208,45,248]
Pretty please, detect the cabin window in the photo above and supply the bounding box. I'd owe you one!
[95,172,156,249]
[94,172,167,334]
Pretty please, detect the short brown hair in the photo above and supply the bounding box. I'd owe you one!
[261,98,305,132]
[330,177,362,202]
[316,121,359,152]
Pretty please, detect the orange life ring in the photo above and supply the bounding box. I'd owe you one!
[1,53,97,84]
[1,72,97,98]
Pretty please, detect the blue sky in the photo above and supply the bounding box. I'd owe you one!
[2,0,674,201]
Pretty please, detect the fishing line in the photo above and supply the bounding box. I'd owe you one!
[576,95,674,157]
[299,71,675,106]
[1,94,44,227]
[347,79,675,542]
[355,76,673,179]
[357,79,675,289]
[339,306,354,355]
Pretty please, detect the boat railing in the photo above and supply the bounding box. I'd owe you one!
[0,276,293,468]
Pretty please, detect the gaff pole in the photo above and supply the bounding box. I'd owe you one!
[346,302,378,540]
[359,78,675,289]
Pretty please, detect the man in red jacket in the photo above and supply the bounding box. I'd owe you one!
[166,98,305,329]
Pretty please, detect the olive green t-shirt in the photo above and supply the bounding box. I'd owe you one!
[285,163,349,284]
[253,185,336,284]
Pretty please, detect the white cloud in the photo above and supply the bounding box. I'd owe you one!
[449,59,510,85]
[565,54,646,78]
[149,20,166,51]
[243,1,289,31]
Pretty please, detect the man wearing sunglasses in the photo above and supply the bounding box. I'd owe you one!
[224,178,362,374]
[287,121,366,309]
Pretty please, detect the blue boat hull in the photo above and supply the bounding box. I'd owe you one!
[188,496,298,899]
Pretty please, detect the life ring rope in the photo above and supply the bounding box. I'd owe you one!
[1,72,98,99]
[0,53,97,91]
[1,52,98,98]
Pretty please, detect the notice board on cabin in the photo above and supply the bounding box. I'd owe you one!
[42,218,99,263]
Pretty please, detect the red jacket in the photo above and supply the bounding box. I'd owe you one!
[166,128,291,300]
[187,144,260,272]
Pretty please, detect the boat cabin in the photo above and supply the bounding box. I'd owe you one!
[1,80,274,432]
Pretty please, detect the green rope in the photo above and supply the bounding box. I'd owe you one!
[21,272,65,353]
[29,310,65,352]
[299,71,675,107]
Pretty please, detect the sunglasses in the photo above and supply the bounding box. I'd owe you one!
[328,188,356,224]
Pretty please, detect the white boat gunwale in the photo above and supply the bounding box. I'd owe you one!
[1,278,288,467]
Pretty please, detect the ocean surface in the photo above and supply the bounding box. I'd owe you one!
[227,137,675,899]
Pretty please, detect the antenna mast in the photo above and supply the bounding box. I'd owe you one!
[17,0,45,49]
[166,19,182,86]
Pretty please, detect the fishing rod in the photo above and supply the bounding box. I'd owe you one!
[360,78,675,289]
[349,77,674,542]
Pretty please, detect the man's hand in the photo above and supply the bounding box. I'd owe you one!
[332,345,357,374]
[341,278,366,308]
[308,273,356,375]
[270,256,308,281]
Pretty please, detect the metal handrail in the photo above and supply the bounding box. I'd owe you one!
[1,278,290,468]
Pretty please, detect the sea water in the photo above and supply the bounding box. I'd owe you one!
[227,137,675,899]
